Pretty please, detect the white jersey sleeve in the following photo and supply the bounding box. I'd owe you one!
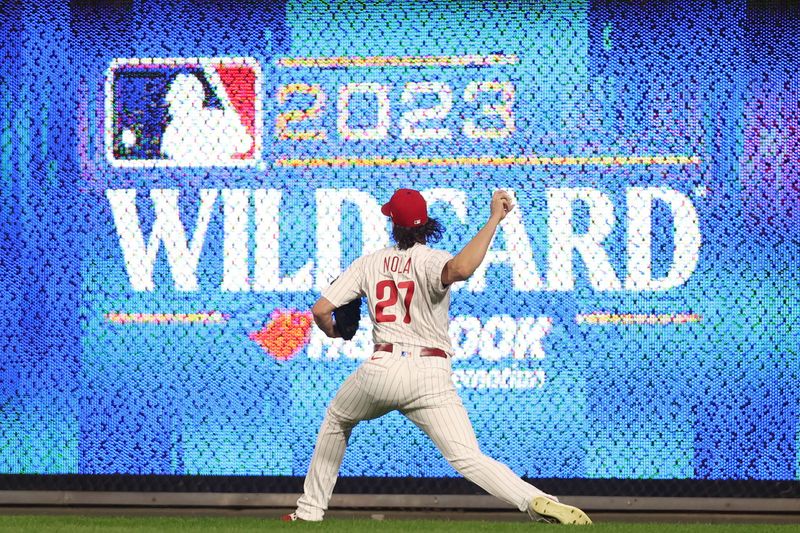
[321,257,366,307]
[423,248,452,297]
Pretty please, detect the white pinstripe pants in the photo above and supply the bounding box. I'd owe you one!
[295,344,555,521]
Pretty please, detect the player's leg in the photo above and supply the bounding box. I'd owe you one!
[402,374,590,524]
[294,407,356,521]
[403,393,550,511]
[295,357,398,520]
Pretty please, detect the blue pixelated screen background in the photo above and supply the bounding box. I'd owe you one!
[0,0,798,483]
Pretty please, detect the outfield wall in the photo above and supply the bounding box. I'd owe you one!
[0,0,798,502]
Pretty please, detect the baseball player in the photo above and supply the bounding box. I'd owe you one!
[283,189,591,525]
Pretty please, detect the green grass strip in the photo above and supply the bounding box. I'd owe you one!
[0,516,798,533]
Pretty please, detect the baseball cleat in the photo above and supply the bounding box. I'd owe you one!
[529,496,592,525]
[281,512,303,522]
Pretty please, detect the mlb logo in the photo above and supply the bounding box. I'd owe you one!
[105,57,263,167]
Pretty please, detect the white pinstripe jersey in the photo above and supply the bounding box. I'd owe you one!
[322,243,454,352]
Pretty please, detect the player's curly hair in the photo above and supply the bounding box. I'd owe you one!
[392,218,445,250]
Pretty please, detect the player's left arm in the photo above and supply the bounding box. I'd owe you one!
[314,257,365,338]
[312,297,341,338]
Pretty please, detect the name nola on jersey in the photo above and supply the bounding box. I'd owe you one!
[105,186,701,293]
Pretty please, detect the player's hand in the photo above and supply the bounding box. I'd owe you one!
[490,190,514,222]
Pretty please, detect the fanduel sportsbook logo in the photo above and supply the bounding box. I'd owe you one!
[105,57,263,167]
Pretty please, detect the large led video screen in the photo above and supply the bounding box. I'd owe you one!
[1,0,798,485]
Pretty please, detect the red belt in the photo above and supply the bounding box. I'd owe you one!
[374,343,448,358]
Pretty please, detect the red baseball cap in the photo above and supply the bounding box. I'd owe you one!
[381,188,428,228]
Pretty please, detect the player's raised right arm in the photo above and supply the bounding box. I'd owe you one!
[441,190,514,285]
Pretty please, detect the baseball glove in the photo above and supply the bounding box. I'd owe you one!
[333,297,362,341]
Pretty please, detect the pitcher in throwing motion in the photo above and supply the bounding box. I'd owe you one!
[284,188,591,525]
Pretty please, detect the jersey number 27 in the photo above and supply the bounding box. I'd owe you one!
[375,280,415,324]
